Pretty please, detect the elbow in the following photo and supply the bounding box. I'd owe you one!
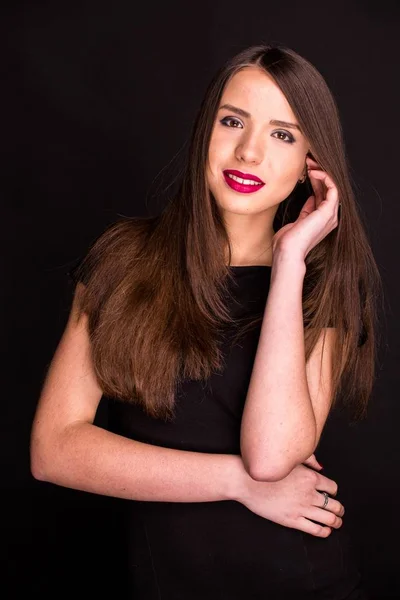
[30,434,51,481]
[243,445,316,482]
[30,426,61,482]
[30,420,86,482]
[31,456,48,482]
[30,447,48,481]
[242,454,293,482]
[242,435,317,482]
[247,461,292,482]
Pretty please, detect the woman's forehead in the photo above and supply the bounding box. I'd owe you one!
[220,67,297,125]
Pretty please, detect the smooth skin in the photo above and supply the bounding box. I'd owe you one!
[206,65,342,524]
[30,291,343,537]
[207,65,311,266]
[30,67,344,538]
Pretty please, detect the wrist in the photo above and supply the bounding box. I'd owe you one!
[226,455,255,503]
[271,247,307,276]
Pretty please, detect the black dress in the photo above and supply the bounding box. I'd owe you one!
[99,265,368,599]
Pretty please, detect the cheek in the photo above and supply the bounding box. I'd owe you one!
[206,150,218,186]
[208,129,232,170]
[275,158,303,184]
[281,169,300,184]
[207,143,222,179]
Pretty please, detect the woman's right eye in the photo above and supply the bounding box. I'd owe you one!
[220,116,243,128]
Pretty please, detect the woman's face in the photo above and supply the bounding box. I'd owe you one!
[206,66,310,217]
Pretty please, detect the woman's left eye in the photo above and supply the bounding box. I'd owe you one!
[273,130,295,144]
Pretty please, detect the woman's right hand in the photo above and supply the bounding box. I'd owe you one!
[236,460,345,538]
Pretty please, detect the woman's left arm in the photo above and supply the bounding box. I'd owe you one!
[240,157,339,482]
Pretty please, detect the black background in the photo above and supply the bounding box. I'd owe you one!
[2,1,399,597]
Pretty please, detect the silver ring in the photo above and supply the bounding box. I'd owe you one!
[322,492,329,509]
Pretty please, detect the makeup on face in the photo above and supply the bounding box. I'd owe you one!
[223,169,266,194]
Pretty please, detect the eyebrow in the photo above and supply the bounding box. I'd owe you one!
[218,103,302,132]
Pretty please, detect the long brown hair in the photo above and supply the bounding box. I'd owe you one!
[70,44,383,422]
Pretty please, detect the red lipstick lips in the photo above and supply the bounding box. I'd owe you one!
[223,169,265,194]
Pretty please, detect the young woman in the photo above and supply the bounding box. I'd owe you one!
[30,44,380,599]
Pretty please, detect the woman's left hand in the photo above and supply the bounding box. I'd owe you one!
[302,452,323,472]
[271,157,340,260]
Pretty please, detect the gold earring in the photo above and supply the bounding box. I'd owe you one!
[298,170,307,184]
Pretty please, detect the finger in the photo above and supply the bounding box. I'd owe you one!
[298,195,316,220]
[316,476,338,497]
[328,498,345,517]
[307,169,337,194]
[306,159,336,208]
[303,459,323,471]
[308,170,338,209]
[294,517,332,538]
[307,165,326,206]
[303,506,343,529]
[303,454,323,470]
[308,169,328,199]
[313,491,345,516]
[305,156,320,169]
[309,174,325,207]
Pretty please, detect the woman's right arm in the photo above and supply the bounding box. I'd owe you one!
[30,283,245,503]
[31,283,344,538]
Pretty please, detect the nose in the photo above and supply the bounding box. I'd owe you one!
[235,131,264,165]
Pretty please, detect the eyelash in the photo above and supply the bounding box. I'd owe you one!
[219,116,295,144]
